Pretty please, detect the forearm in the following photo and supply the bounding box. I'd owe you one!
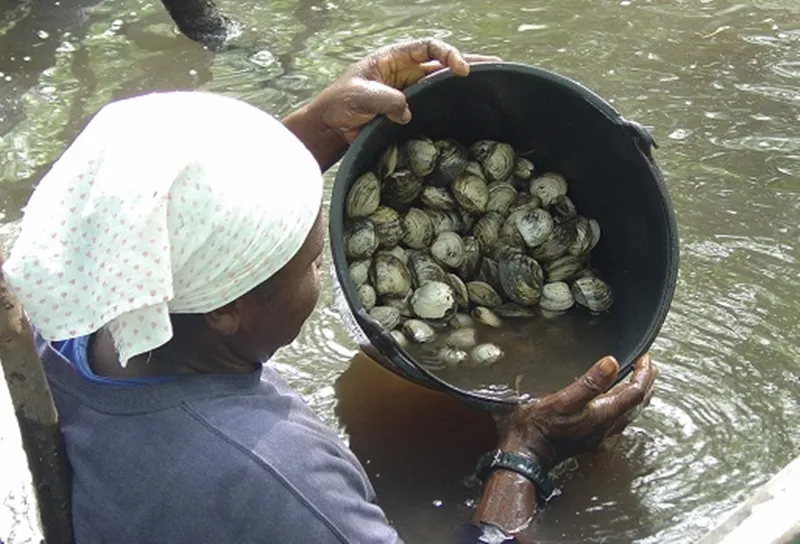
[469,433,547,543]
[282,101,348,172]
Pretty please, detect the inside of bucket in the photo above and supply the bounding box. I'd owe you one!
[332,65,673,399]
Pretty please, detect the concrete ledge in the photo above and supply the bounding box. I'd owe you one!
[699,455,800,544]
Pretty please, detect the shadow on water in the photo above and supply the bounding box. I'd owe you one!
[334,352,651,543]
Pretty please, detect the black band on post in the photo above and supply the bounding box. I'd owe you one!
[475,450,558,503]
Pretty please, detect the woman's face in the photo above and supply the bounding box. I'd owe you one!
[225,208,325,362]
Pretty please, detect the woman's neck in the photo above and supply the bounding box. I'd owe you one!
[87,328,261,379]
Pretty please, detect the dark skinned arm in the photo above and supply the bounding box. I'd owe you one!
[467,355,659,543]
[282,102,349,173]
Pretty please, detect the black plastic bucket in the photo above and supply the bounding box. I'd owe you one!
[328,62,679,415]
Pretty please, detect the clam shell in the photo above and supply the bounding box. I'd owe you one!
[568,217,593,257]
[452,172,489,214]
[530,173,568,206]
[466,281,503,307]
[514,208,554,248]
[458,210,477,235]
[425,208,460,235]
[588,218,601,251]
[471,306,503,328]
[378,143,405,179]
[346,172,381,219]
[408,251,448,287]
[430,139,469,187]
[477,257,503,294]
[572,277,613,313]
[430,231,466,269]
[348,259,371,287]
[345,218,378,260]
[529,219,577,262]
[544,254,583,282]
[390,329,409,348]
[499,213,527,248]
[468,343,504,367]
[513,157,535,180]
[470,140,515,182]
[450,313,475,329]
[410,281,458,320]
[508,193,542,214]
[357,283,377,311]
[472,211,504,250]
[457,236,482,280]
[421,186,457,211]
[402,208,434,249]
[370,253,412,297]
[381,290,414,317]
[539,281,575,312]
[445,273,469,310]
[369,306,402,330]
[464,160,485,179]
[489,243,525,263]
[498,253,544,306]
[369,206,405,248]
[574,268,596,280]
[494,302,537,318]
[405,138,439,177]
[552,195,577,219]
[440,347,469,368]
[382,169,423,206]
[486,182,518,215]
[445,327,478,350]
[385,246,408,266]
[402,319,437,343]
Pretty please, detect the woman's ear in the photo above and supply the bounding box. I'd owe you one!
[204,302,242,336]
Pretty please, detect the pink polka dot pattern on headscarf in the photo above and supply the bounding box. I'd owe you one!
[2,91,324,367]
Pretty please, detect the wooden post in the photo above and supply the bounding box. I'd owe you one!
[159,0,234,51]
[0,243,73,544]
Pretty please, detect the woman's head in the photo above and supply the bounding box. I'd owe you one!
[3,91,325,367]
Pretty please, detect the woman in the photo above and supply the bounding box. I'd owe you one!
[3,38,657,543]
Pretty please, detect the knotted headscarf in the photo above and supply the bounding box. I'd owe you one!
[2,91,324,366]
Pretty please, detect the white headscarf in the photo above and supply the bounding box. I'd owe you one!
[2,91,324,367]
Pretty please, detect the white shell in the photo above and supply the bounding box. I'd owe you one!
[450,313,476,329]
[357,283,377,311]
[539,282,575,312]
[410,281,457,320]
[368,306,402,330]
[572,277,613,312]
[440,347,469,368]
[445,327,478,350]
[430,231,466,269]
[348,260,371,287]
[530,173,568,206]
[469,343,504,367]
[390,329,410,348]
[471,306,503,328]
[402,319,438,343]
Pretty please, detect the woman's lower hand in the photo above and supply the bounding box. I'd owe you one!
[311,38,501,143]
[501,354,659,469]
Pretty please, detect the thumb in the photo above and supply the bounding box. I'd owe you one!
[359,79,412,125]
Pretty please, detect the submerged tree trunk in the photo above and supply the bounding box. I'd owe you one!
[159,0,234,51]
[0,244,73,544]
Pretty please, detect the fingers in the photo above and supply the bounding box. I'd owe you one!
[588,354,659,427]
[462,53,502,63]
[394,38,470,77]
[358,79,412,125]
[420,53,503,75]
[537,356,620,414]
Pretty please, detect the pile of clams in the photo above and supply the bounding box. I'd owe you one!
[343,136,613,370]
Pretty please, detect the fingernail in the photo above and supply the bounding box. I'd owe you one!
[401,108,412,123]
[598,356,617,377]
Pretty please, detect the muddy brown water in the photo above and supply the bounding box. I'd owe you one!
[1,0,799,543]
